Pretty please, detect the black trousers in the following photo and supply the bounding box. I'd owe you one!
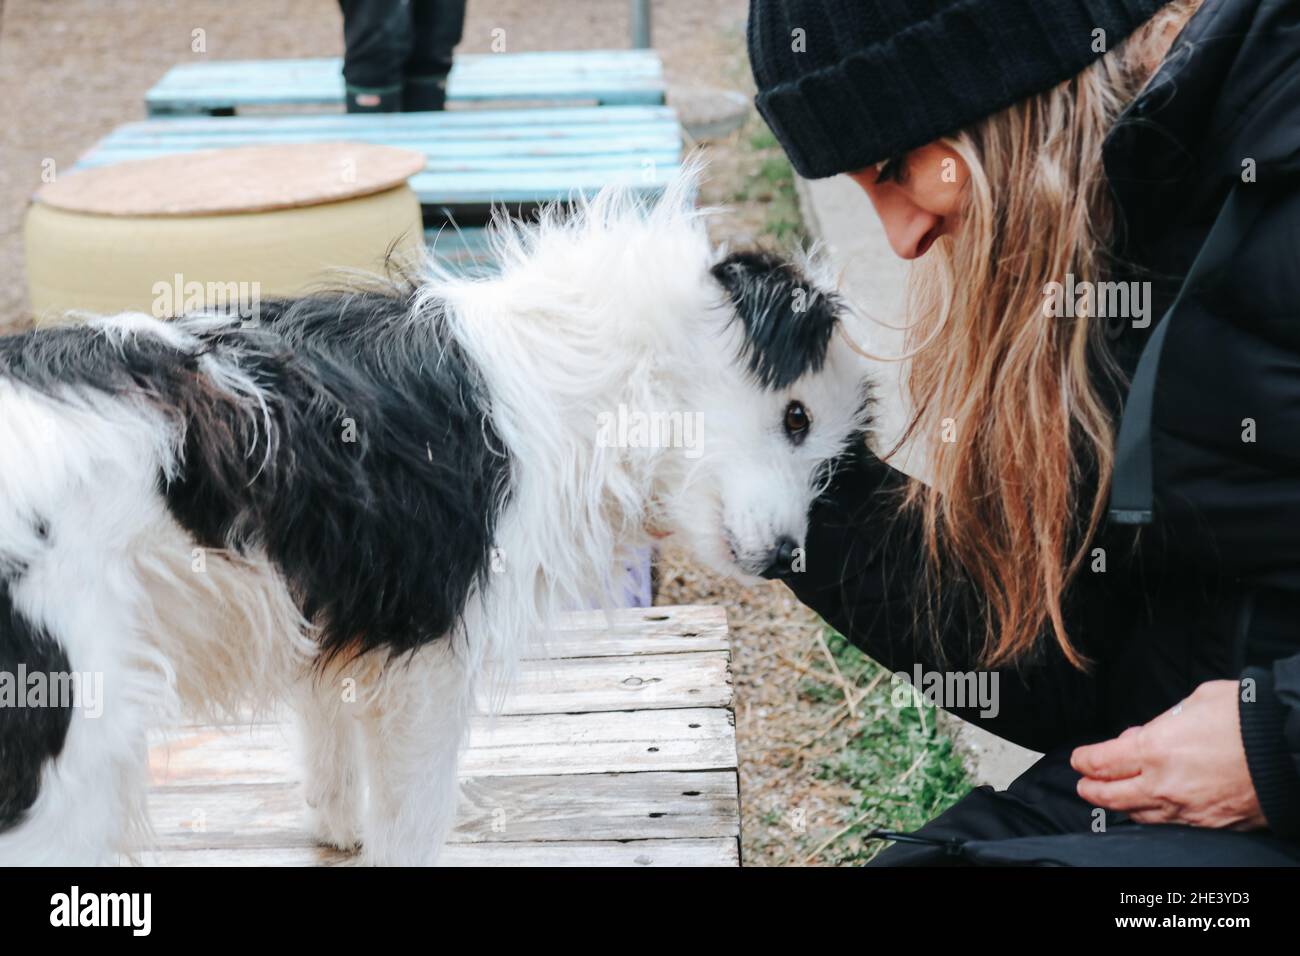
[338,0,467,110]
[871,748,1300,866]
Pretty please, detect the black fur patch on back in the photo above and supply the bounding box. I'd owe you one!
[0,587,72,832]
[0,283,512,662]
[710,250,842,390]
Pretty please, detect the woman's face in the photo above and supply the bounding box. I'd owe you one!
[847,143,969,260]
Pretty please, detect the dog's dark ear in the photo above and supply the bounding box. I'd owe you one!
[710,250,840,390]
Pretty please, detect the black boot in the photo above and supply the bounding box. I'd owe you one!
[401,73,449,111]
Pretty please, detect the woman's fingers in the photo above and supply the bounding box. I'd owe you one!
[1070,726,1144,780]
[1076,774,1161,812]
[1069,683,1262,830]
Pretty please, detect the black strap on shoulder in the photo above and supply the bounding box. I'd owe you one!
[1108,182,1264,525]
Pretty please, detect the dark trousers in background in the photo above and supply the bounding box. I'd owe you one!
[338,0,467,112]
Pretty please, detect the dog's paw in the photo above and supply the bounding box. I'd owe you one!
[306,801,362,852]
[357,820,446,866]
[359,842,442,867]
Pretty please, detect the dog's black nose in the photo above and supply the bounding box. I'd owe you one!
[760,536,800,579]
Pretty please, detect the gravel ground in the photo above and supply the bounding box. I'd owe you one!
[0,0,945,866]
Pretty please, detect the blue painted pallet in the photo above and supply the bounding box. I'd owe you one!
[77,106,684,209]
[147,49,666,115]
[424,224,494,274]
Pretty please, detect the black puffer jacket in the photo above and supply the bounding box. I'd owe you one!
[789,0,1300,836]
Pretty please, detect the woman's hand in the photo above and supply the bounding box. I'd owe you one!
[1070,680,1267,830]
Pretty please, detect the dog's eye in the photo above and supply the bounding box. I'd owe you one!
[783,400,810,444]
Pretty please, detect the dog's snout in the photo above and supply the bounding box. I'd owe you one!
[760,535,799,579]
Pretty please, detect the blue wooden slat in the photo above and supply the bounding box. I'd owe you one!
[156,50,662,82]
[153,81,665,111]
[423,223,493,265]
[149,53,662,90]
[81,148,682,176]
[84,132,679,165]
[119,105,677,135]
[68,156,679,204]
[147,50,665,114]
[424,224,490,253]
[75,106,684,209]
[406,167,678,204]
[92,137,681,162]
[97,124,681,152]
[423,225,497,275]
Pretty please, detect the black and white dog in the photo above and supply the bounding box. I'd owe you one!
[0,176,871,864]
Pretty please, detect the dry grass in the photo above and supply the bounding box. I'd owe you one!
[654,547,969,866]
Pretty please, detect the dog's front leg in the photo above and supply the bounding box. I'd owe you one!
[357,639,471,866]
[292,674,363,852]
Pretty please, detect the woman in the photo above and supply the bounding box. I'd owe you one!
[748,0,1300,864]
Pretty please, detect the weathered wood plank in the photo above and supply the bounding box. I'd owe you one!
[139,837,738,867]
[447,837,740,866]
[168,651,730,728]
[146,51,666,114]
[151,50,662,81]
[525,624,729,659]
[76,106,684,208]
[88,131,682,159]
[483,651,731,715]
[166,606,731,724]
[141,604,738,865]
[464,707,737,777]
[77,162,678,207]
[146,770,737,849]
[151,706,737,786]
[452,771,738,843]
[122,105,677,134]
[546,603,727,636]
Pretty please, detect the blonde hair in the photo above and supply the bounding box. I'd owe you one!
[895,1,1201,669]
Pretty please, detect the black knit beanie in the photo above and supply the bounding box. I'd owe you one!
[748,0,1172,179]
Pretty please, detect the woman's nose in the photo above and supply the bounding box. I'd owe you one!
[868,189,944,260]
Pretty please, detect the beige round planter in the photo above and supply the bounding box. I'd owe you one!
[25,142,426,324]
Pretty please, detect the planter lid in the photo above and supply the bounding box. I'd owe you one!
[35,142,425,217]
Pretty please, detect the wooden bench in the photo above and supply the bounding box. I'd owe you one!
[423,223,494,273]
[141,605,740,866]
[78,106,683,211]
[146,49,666,116]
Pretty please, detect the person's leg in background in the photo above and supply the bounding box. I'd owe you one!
[402,0,467,112]
[338,0,411,113]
